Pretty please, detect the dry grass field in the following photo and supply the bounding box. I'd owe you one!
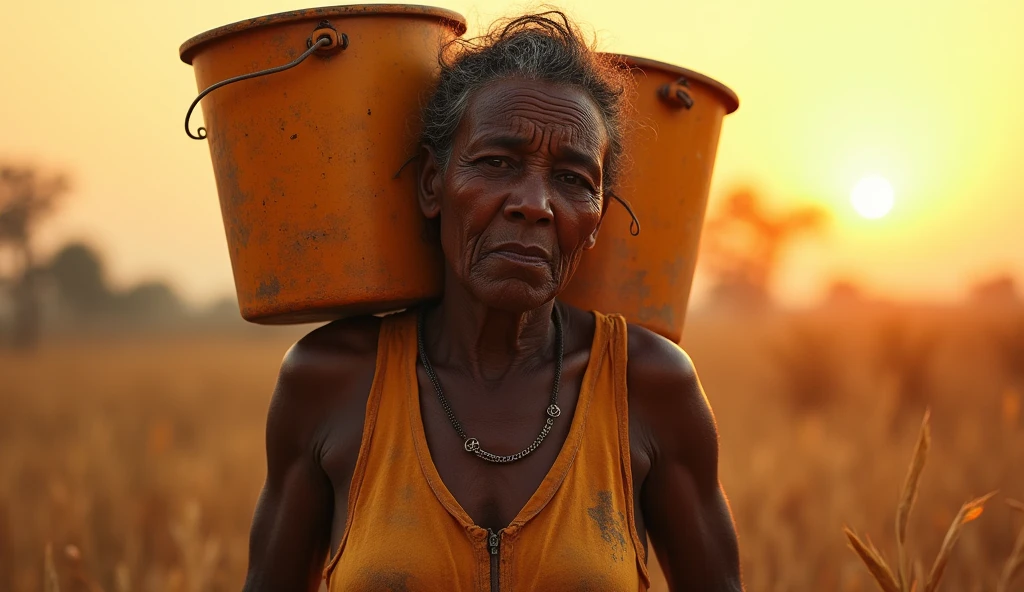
[2,305,1023,591]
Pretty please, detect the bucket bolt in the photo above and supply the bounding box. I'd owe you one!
[658,77,694,109]
[308,20,348,54]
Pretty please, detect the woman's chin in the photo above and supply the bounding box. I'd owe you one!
[468,277,557,312]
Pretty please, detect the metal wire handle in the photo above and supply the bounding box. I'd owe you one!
[184,23,347,140]
[609,191,641,236]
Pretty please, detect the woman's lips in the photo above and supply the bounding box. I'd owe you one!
[491,250,548,266]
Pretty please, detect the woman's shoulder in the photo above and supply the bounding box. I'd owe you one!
[624,322,697,392]
[284,314,384,376]
[624,322,717,456]
[262,315,387,508]
[269,315,384,432]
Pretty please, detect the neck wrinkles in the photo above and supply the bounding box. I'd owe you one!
[423,280,557,385]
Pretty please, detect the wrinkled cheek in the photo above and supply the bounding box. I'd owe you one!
[439,216,482,278]
[556,251,585,289]
[558,219,601,275]
[562,211,602,246]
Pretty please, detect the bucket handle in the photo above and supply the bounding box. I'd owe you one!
[658,77,694,109]
[608,192,641,236]
[184,21,348,140]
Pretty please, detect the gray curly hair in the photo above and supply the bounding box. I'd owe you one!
[420,11,631,191]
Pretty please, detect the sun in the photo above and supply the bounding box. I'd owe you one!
[850,175,895,219]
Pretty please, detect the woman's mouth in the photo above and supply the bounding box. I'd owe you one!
[488,243,551,267]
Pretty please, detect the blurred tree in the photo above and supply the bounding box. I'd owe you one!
[823,278,867,308]
[46,242,189,327]
[0,165,69,348]
[202,296,240,319]
[702,188,826,310]
[117,281,185,322]
[47,242,114,317]
[197,296,244,325]
[969,274,1020,308]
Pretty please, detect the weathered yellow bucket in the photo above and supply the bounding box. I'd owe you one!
[180,5,466,324]
[560,55,739,342]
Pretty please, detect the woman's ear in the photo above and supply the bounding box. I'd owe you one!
[584,189,612,250]
[418,145,442,219]
[583,217,602,250]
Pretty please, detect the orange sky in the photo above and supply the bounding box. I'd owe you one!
[2,0,1022,307]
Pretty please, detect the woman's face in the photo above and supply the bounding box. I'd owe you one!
[420,77,609,312]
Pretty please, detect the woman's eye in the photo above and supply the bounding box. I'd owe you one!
[559,173,592,189]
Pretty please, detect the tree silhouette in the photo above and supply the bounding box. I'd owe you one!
[47,242,113,317]
[117,281,185,322]
[0,165,69,348]
[702,188,826,310]
[969,274,1020,308]
[46,242,189,327]
[824,278,867,308]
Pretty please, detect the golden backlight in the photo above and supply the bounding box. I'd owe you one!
[850,175,895,219]
[0,0,1022,305]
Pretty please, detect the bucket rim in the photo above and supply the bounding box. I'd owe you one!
[607,54,739,114]
[180,4,468,64]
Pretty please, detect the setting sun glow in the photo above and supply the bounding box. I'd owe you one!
[850,175,895,219]
[2,0,1023,306]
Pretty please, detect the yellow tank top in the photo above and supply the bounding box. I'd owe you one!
[324,309,650,591]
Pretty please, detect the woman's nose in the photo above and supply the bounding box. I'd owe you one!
[503,175,553,225]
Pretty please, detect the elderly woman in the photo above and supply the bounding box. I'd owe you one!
[242,12,742,592]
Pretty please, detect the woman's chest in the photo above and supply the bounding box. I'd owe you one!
[330,503,643,592]
[417,381,580,531]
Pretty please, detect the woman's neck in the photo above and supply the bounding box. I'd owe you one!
[422,280,557,385]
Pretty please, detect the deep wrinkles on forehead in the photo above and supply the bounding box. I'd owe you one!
[469,88,604,156]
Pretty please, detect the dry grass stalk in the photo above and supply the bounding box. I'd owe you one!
[923,490,997,592]
[997,499,1024,592]
[844,528,900,592]
[846,412,996,592]
[896,410,931,588]
[115,562,131,592]
[43,543,59,592]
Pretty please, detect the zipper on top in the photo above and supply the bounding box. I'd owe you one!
[487,528,501,592]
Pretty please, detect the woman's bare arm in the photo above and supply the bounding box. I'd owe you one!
[628,327,743,591]
[242,316,379,591]
[242,344,336,591]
